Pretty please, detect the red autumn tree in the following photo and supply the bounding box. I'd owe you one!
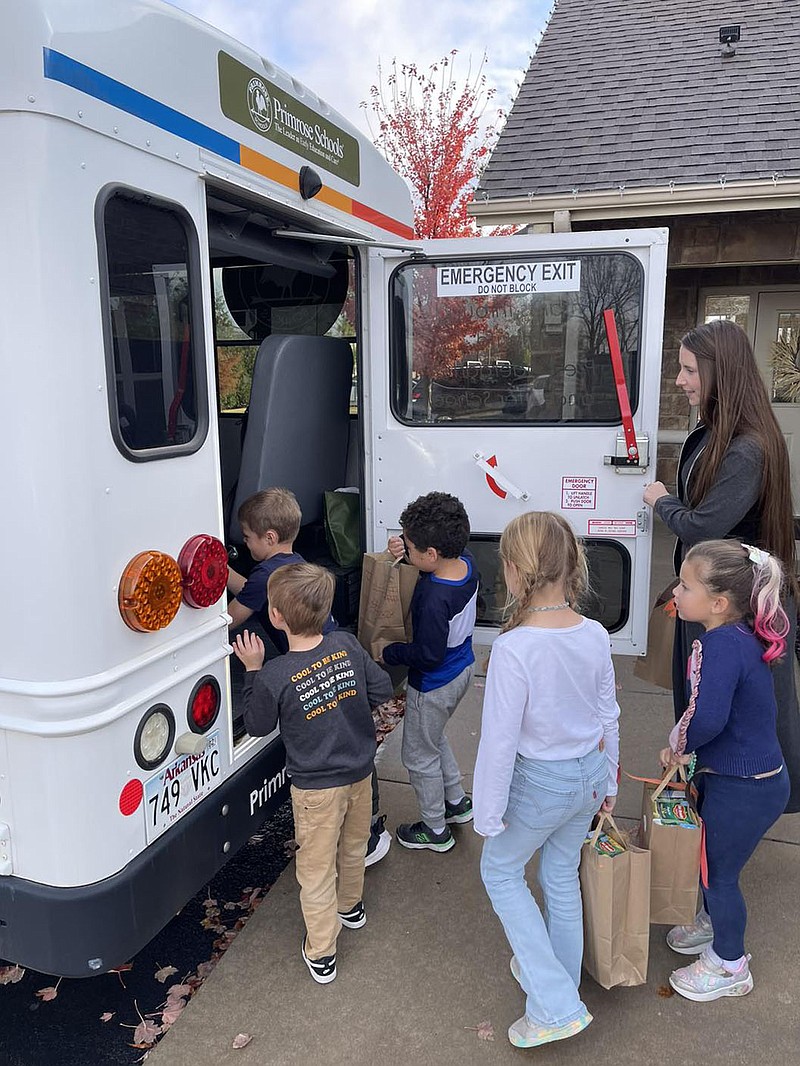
[363,52,504,239]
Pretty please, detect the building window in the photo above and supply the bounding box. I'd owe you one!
[702,294,751,332]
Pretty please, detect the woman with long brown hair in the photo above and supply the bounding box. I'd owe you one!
[643,318,800,811]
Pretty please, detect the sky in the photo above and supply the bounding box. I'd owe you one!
[167,0,552,137]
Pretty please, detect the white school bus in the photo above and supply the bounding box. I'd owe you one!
[0,0,667,976]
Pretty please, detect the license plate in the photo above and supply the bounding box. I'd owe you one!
[144,732,222,843]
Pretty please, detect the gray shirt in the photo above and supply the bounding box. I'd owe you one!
[654,427,763,569]
[242,630,392,789]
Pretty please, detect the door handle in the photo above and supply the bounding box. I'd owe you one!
[473,452,530,501]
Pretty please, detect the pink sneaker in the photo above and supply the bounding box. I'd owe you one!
[669,950,753,1002]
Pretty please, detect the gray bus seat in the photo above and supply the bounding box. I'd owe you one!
[230,335,353,542]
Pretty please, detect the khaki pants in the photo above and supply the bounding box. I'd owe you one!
[291,773,373,960]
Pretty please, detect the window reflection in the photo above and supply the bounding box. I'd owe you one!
[392,254,643,425]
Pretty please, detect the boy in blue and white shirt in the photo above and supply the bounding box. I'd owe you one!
[384,492,479,852]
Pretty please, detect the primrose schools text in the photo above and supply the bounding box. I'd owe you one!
[273,97,345,158]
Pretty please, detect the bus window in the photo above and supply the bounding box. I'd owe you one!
[469,536,630,632]
[390,253,643,426]
[213,253,357,415]
[100,191,207,457]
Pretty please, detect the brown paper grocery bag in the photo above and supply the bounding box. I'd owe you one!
[580,814,651,988]
[357,551,418,660]
[633,583,677,689]
[639,767,702,925]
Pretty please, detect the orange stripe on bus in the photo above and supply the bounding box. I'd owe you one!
[239,144,414,241]
[316,185,353,213]
[239,145,298,190]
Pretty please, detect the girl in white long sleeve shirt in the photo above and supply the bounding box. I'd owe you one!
[474,511,620,1051]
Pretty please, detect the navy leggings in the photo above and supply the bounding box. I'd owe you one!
[696,768,790,960]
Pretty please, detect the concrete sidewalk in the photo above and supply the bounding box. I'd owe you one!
[150,530,800,1065]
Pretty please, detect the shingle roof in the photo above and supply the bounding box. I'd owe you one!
[478,0,800,199]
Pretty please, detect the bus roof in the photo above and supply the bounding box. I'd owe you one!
[3,0,414,240]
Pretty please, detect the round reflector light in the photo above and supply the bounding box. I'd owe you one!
[134,703,176,770]
[119,778,144,816]
[178,534,228,608]
[119,551,183,632]
[188,676,221,733]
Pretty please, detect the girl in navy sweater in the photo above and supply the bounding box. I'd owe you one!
[661,539,790,1002]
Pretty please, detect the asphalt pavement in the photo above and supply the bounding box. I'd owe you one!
[146,527,800,1065]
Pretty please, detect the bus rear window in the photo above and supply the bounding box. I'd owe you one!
[100,191,207,458]
[390,253,643,426]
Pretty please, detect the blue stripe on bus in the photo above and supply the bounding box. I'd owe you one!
[43,48,240,163]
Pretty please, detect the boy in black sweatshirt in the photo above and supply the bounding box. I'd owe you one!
[233,563,392,985]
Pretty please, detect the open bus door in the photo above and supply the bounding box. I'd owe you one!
[363,229,668,653]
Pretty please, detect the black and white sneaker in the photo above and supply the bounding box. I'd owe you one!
[444,795,474,824]
[301,938,337,984]
[337,900,366,929]
[365,814,392,867]
[396,820,455,852]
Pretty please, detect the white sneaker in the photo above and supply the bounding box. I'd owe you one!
[670,950,753,1002]
[508,1010,592,1049]
[365,816,392,867]
[666,912,714,955]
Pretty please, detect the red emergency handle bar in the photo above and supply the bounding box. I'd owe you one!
[603,308,639,465]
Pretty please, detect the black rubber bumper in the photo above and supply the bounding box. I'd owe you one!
[0,738,288,977]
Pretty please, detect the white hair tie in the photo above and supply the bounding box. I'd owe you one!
[742,543,770,566]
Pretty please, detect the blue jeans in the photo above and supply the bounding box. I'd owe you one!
[696,767,789,960]
[480,748,607,1027]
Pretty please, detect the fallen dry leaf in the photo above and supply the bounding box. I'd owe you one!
[203,896,218,909]
[154,965,178,984]
[0,964,26,985]
[232,1033,253,1049]
[224,901,239,911]
[195,960,217,980]
[161,1000,187,1027]
[464,1020,494,1042]
[166,983,192,1002]
[100,1011,115,1023]
[132,1018,162,1047]
[35,983,60,1002]
[110,961,134,988]
[657,984,675,998]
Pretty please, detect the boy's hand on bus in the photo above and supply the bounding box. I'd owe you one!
[233,631,265,671]
[387,536,405,560]
[600,795,616,814]
[643,481,669,507]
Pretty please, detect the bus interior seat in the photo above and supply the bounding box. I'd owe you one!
[229,334,354,543]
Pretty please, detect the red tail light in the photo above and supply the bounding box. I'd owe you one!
[179,534,228,608]
[188,676,220,733]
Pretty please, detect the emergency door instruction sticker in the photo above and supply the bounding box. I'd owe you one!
[561,477,597,510]
[587,519,637,538]
[437,261,581,297]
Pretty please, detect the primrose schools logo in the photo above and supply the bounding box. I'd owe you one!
[246,77,273,133]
